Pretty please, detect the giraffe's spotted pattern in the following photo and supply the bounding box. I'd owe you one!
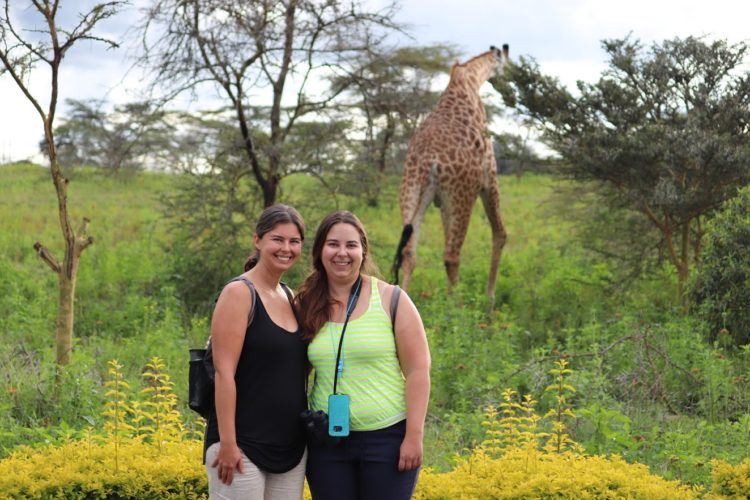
[397,47,510,303]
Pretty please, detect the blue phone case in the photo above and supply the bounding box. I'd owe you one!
[328,394,350,437]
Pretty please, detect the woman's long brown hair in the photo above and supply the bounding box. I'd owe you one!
[295,211,376,341]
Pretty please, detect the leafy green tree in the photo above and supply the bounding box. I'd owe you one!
[495,36,750,297]
[163,116,262,313]
[690,187,750,346]
[40,99,173,173]
[164,111,351,311]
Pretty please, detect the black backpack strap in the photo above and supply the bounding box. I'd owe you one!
[390,285,401,334]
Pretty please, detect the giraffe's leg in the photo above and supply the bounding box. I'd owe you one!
[438,193,455,286]
[441,192,474,291]
[479,179,507,305]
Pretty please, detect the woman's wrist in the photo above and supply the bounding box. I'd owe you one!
[404,426,424,441]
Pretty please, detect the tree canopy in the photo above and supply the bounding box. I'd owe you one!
[41,99,175,173]
[137,0,400,206]
[495,36,750,293]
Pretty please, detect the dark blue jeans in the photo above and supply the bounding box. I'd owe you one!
[306,420,420,500]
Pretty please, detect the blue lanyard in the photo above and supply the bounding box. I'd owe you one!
[332,276,362,395]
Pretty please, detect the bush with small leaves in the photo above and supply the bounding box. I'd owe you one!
[691,187,750,346]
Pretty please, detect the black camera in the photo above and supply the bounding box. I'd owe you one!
[300,409,341,446]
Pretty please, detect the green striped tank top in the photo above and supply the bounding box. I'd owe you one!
[308,277,406,431]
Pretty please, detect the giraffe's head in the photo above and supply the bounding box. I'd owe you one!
[449,44,510,88]
[489,44,510,76]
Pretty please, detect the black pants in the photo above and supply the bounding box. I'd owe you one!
[306,420,420,500]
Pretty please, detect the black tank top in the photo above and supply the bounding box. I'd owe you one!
[204,289,307,473]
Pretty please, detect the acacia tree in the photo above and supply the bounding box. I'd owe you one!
[41,98,173,173]
[496,36,750,297]
[165,113,349,312]
[0,0,125,365]
[137,0,399,207]
[331,44,457,204]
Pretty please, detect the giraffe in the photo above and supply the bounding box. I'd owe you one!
[392,45,509,303]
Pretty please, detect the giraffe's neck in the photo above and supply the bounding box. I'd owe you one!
[448,52,496,93]
[434,85,486,125]
[430,54,494,125]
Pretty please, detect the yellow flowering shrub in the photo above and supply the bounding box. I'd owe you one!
[0,439,711,499]
[0,356,736,499]
[415,360,701,499]
[482,389,547,456]
[710,457,750,498]
[414,447,702,499]
[0,438,318,500]
[0,440,207,498]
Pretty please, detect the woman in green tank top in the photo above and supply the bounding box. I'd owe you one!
[296,211,431,499]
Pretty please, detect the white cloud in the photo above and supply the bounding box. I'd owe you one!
[2,0,750,161]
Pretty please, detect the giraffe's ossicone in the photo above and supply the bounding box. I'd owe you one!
[392,45,510,305]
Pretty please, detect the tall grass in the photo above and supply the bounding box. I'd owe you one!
[1,163,748,485]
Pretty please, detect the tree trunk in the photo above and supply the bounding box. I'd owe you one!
[35,119,93,365]
[677,221,690,309]
[676,260,689,306]
[262,173,279,208]
[644,206,692,307]
[56,270,77,365]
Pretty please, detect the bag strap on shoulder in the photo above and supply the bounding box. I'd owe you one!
[231,276,257,320]
[205,276,257,349]
[390,285,401,334]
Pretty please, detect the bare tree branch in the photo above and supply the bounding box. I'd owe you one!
[1,0,125,364]
[135,0,401,206]
[33,241,61,273]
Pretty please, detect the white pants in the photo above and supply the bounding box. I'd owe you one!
[205,442,307,500]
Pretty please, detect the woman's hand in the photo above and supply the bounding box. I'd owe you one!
[398,433,423,471]
[212,442,246,485]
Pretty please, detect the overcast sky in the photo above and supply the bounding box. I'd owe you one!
[1,0,749,163]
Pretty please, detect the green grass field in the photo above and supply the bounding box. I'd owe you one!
[1,162,748,486]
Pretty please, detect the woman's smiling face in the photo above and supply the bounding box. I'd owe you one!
[254,222,303,272]
[320,222,363,283]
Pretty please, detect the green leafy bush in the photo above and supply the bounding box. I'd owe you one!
[691,187,750,346]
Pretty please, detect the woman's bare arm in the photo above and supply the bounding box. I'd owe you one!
[210,282,253,485]
[390,285,431,472]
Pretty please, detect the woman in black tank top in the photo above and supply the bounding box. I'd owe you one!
[204,205,308,499]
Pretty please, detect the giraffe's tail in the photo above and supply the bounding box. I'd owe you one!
[391,224,414,285]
